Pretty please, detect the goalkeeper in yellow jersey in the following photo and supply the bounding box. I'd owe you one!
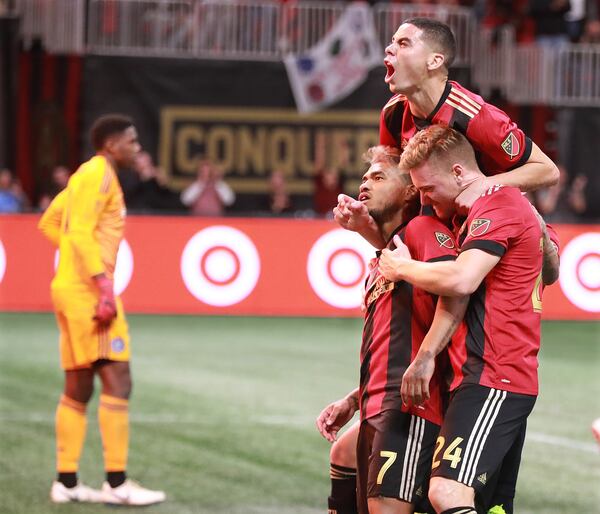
[38,114,165,506]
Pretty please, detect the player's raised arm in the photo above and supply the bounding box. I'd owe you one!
[333,194,387,249]
[38,190,67,247]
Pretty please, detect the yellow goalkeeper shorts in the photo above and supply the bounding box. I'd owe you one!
[51,287,130,370]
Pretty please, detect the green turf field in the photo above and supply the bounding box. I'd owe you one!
[0,313,598,514]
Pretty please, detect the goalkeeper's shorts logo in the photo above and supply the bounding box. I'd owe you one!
[111,338,125,353]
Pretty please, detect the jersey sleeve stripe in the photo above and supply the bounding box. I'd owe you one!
[100,170,112,194]
[449,87,483,110]
[427,255,457,263]
[383,94,403,110]
[445,98,476,119]
[461,240,506,257]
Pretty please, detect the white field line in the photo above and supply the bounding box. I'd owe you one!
[1,413,598,454]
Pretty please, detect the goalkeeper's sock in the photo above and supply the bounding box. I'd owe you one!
[488,506,508,514]
[55,394,87,477]
[328,463,357,514]
[98,394,129,473]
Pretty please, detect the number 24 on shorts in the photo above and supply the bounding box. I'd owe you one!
[432,436,464,469]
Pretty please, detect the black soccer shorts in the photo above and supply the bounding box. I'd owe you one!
[356,409,439,514]
[431,383,536,492]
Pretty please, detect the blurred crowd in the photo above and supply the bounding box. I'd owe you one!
[2,147,597,222]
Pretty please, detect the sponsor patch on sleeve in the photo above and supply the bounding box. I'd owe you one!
[469,218,491,237]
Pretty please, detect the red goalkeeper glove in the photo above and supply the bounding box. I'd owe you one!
[93,274,117,326]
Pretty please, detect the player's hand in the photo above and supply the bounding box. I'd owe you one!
[316,396,358,443]
[401,350,435,407]
[333,194,373,232]
[93,274,117,327]
[455,176,490,212]
[379,235,412,282]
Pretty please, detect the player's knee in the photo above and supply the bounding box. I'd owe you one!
[330,437,355,468]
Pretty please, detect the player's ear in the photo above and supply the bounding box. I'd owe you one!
[404,183,418,201]
[427,52,445,71]
[451,163,463,181]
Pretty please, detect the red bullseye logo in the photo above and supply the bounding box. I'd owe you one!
[54,239,133,295]
[559,232,600,312]
[326,249,366,288]
[0,240,6,284]
[200,246,240,286]
[307,229,375,308]
[181,226,260,307]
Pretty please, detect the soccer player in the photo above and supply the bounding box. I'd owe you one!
[38,114,166,506]
[377,124,551,514]
[317,145,468,514]
[335,18,559,248]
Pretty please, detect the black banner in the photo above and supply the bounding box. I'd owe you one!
[82,56,392,209]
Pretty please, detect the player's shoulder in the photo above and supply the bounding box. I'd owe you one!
[474,184,523,207]
[470,186,532,226]
[446,81,486,119]
[382,93,407,111]
[73,156,113,189]
[405,215,455,245]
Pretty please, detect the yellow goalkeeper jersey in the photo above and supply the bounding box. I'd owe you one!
[39,155,125,289]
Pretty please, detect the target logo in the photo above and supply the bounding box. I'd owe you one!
[307,229,375,309]
[559,232,600,313]
[54,239,134,295]
[180,226,260,306]
[0,239,6,284]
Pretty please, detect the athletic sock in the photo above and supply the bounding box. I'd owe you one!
[55,394,87,475]
[98,394,129,474]
[106,470,127,488]
[328,463,357,514]
[57,472,77,488]
[440,507,478,514]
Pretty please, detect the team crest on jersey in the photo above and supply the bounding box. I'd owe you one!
[469,218,491,237]
[501,132,520,159]
[435,231,455,249]
[111,338,125,353]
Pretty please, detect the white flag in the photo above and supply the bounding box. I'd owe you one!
[284,3,382,114]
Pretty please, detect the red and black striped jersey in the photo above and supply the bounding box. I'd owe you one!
[379,81,532,175]
[450,186,543,396]
[360,215,457,425]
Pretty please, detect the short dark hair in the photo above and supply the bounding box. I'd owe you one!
[90,114,134,151]
[403,17,456,69]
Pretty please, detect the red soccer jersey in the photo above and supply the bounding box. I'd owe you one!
[379,81,532,175]
[360,215,457,425]
[449,186,543,396]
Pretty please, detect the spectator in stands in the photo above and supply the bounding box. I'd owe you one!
[117,152,183,212]
[313,166,343,218]
[0,168,28,213]
[38,165,70,211]
[265,169,294,215]
[180,159,235,216]
[580,18,600,42]
[529,0,571,46]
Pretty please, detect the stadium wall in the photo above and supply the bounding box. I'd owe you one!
[4,215,599,320]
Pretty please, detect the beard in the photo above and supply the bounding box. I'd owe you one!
[369,201,403,226]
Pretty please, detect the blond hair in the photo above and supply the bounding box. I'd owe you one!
[400,125,477,172]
